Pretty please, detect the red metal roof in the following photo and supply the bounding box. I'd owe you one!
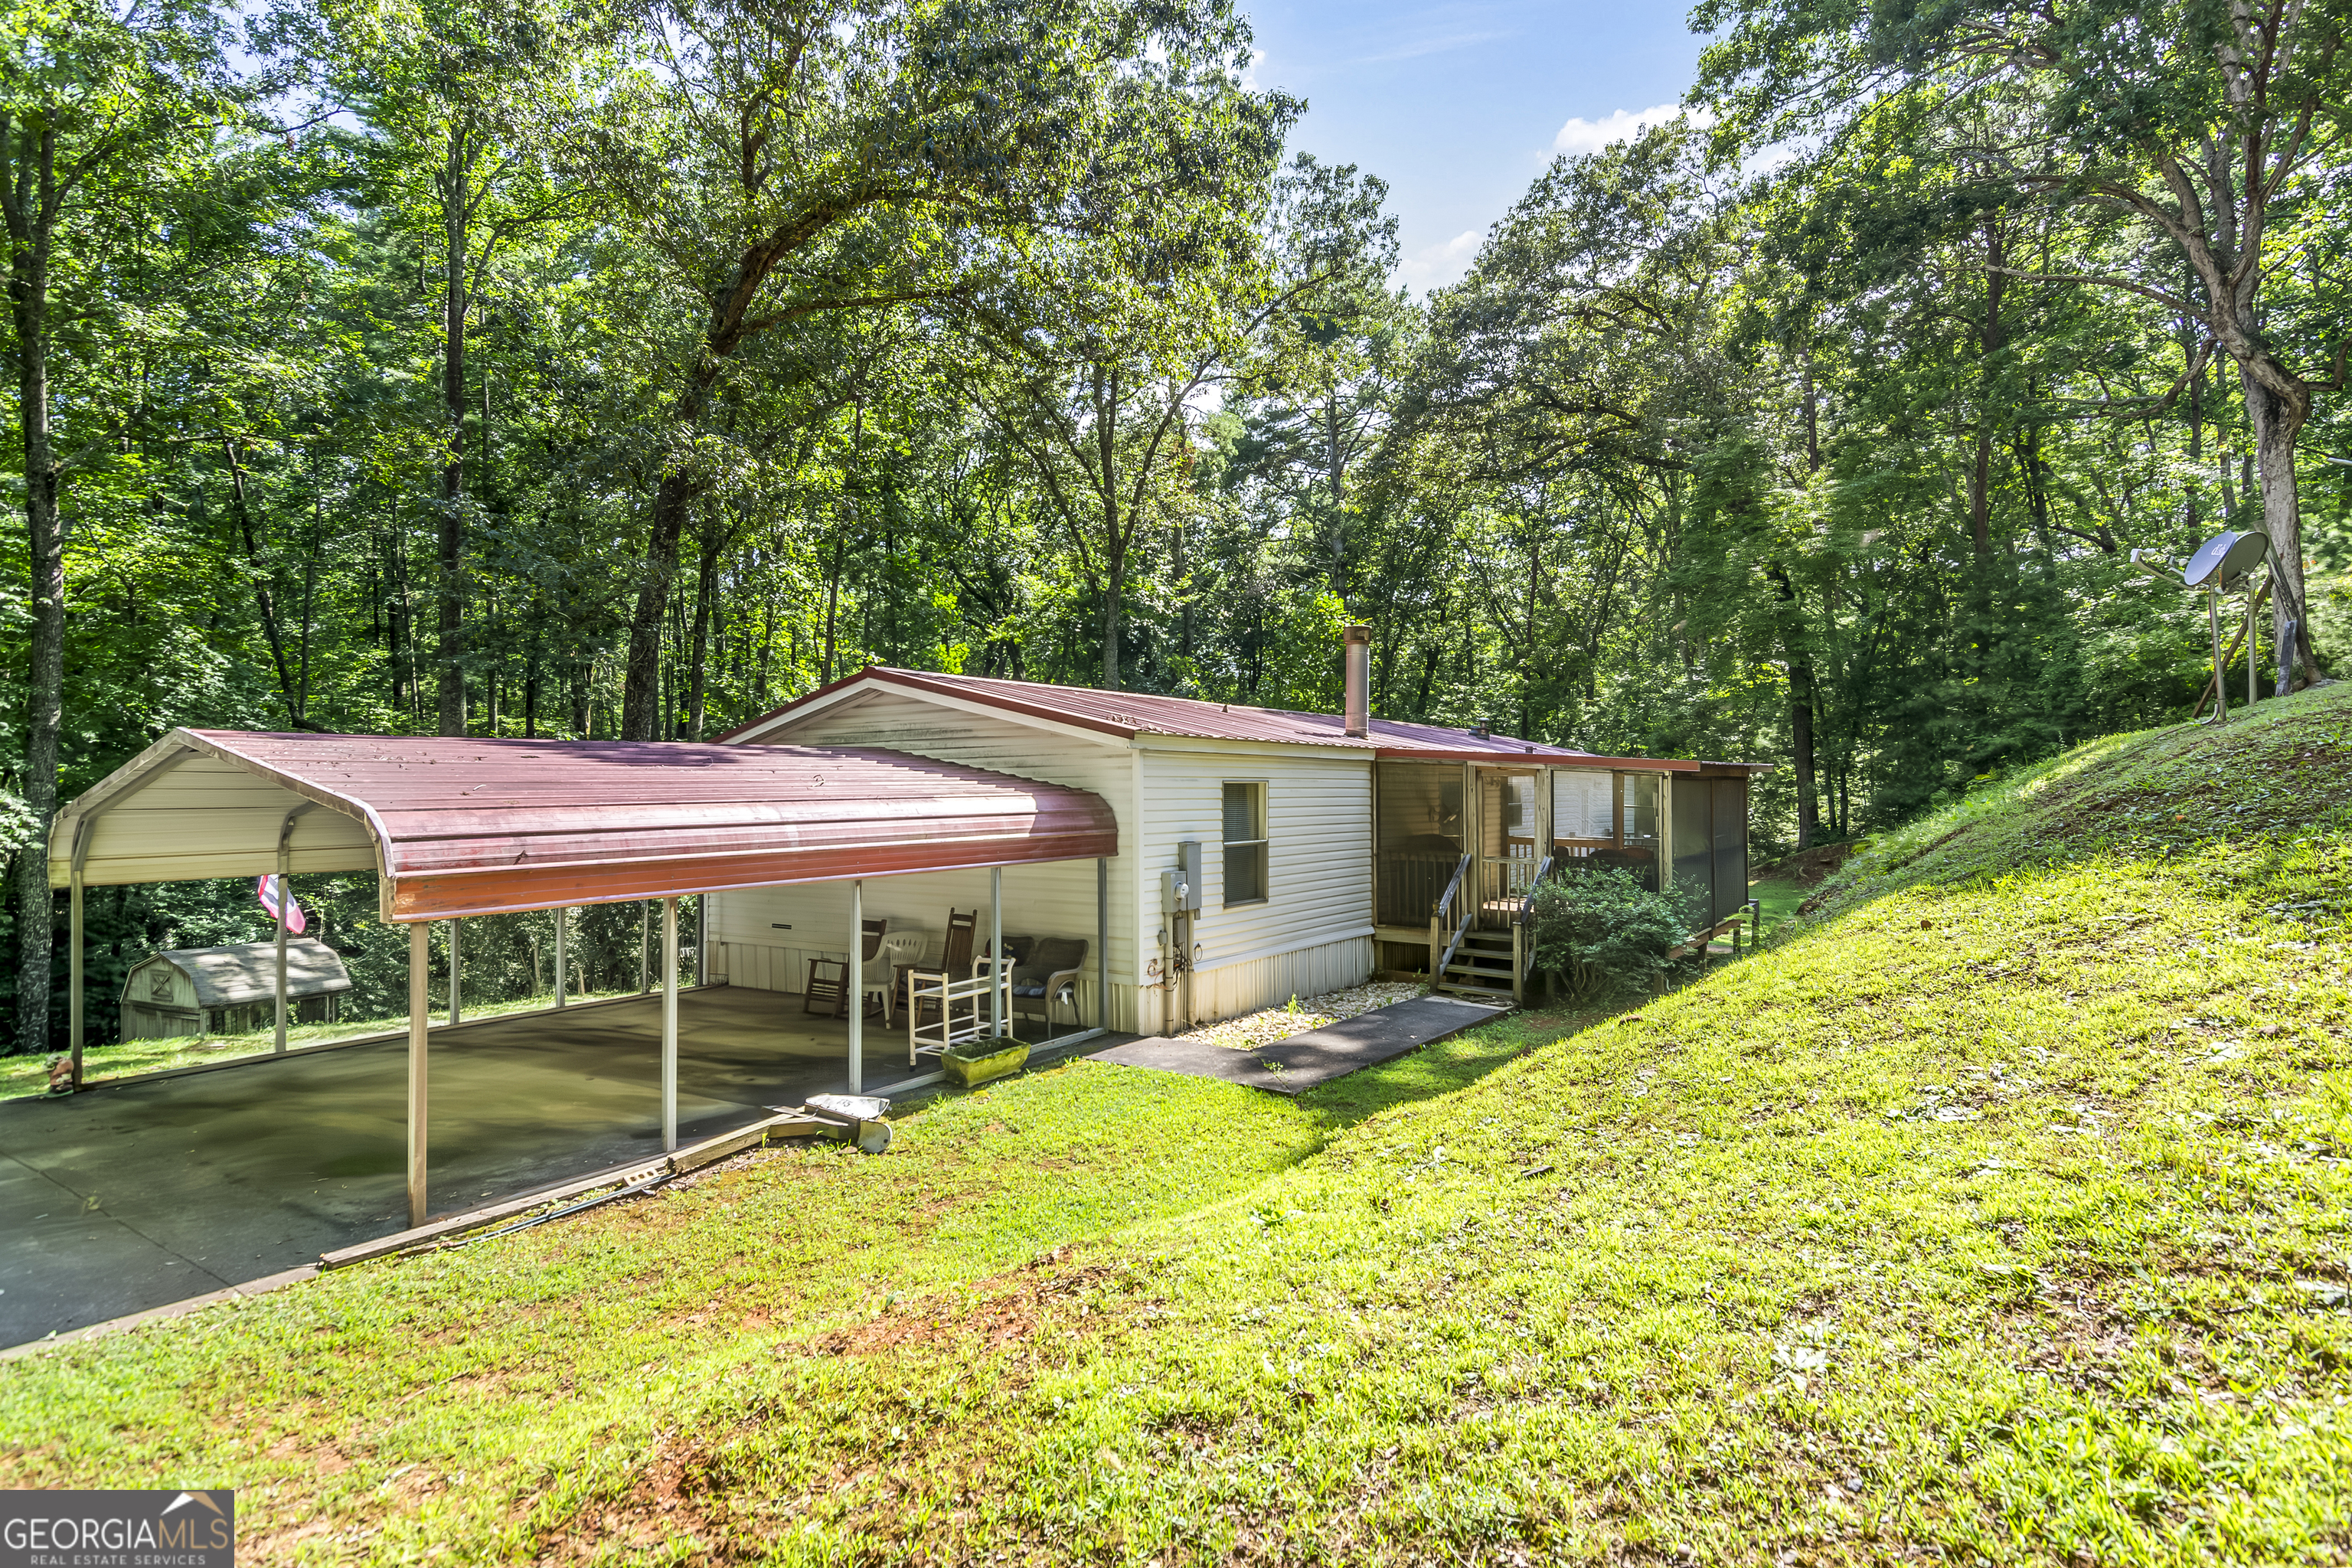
[724,667,1697,771]
[56,730,1117,920]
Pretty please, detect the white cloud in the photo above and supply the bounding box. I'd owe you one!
[1551,102,1703,157]
[1400,229,1484,292]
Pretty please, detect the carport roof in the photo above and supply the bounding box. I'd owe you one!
[49,730,1119,921]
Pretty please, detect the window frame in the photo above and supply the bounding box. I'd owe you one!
[1220,779,1270,908]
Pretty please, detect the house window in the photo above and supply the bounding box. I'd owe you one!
[1222,781,1268,906]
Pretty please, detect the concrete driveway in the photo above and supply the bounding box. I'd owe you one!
[0,988,912,1348]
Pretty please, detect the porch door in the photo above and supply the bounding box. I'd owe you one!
[1474,769,1540,929]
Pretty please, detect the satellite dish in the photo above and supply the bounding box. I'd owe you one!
[2183,530,2269,589]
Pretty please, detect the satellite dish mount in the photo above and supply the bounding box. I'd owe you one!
[2170,531,2271,724]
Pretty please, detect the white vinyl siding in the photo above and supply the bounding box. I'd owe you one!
[1182,931,1373,1024]
[716,687,1381,1037]
[709,861,1111,1019]
[1135,743,1372,1031]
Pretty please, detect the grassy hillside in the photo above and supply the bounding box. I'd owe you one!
[4,688,2350,1564]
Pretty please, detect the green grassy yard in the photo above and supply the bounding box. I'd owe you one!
[1746,871,1808,939]
[3,688,2350,1564]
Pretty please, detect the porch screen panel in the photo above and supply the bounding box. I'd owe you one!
[1710,779,1749,923]
[1671,777,1713,917]
[1376,763,1465,926]
[1617,773,1663,891]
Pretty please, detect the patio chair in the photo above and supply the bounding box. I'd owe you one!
[906,908,980,1062]
[975,933,1034,978]
[864,931,926,1023]
[804,917,889,1019]
[1007,937,1089,1037]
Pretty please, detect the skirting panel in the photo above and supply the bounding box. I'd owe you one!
[1144,933,1373,1035]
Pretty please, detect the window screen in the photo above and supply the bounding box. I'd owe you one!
[1223,782,1267,905]
[1552,770,1612,840]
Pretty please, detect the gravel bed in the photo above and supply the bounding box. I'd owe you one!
[1174,980,1424,1050]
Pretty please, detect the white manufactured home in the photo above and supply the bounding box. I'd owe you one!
[712,630,1764,1036]
[46,627,1762,1227]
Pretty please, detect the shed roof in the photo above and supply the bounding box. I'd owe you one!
[724,667,1701,769]
[130,939,353,1008]
[51,730,1119,921]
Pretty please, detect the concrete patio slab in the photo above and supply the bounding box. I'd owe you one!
[0,986,1004,1349]
[1089,995,1508,1095]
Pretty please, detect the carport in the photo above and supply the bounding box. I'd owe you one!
[45,730,1119,1229]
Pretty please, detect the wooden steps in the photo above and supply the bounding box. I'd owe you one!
[1434,929,1518,1002]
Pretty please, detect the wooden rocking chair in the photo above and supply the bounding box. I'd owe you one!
[905,908,979,1059]
[804,916,888,1018]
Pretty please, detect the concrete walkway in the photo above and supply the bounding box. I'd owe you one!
[0,988,941,1348]
[1089,995,1507,1094]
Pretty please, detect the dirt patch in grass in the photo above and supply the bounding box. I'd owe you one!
[799,1253,1122,1359]
[534,1431,734,1565]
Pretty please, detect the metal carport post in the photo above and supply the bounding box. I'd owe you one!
[407,922,429,1226]
[662,896,678,1152]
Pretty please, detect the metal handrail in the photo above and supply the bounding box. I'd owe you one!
[1507,856,1555,1002]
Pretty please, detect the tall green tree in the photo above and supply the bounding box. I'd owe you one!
[282,0,595,735]
[1696,0,2348,692]
[1,0,253,1051]
[576,0,1272,735]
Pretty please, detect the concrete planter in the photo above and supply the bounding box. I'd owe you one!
[942,1037,1028,1089]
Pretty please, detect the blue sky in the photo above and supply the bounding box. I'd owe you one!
[1244,1,1712,292]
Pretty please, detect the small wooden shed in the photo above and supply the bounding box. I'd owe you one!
[119,939,353,1040]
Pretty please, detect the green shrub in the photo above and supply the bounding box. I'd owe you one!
[1526,868,1702,1001]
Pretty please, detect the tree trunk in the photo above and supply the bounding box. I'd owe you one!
[2239,366,2321,692]
[436,135,470,737]
[221,443,302,725]
[622,466,696,738]
[1096,368,1122,690]
[1789,668,1820,849]
[686,514,717,740]
[10,164,60,1056]
[1100,550,1123,691]
[1968,216,2006,562]
[1766,564,1819,850]
[821,516,846,684]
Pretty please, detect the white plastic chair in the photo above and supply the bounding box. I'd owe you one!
[866,931,926,1024]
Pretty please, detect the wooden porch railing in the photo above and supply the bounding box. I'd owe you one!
[1508,855,1554,1002]
[1476,854,1542,929]
[1429,853,1472,982]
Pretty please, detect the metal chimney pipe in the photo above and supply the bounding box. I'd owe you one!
[1343,624,1371,737]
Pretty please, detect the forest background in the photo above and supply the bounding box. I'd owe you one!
[5,0,2349,1057]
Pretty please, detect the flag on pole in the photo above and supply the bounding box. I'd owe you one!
[258,874,308,936]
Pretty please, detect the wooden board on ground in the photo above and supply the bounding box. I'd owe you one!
[1088,995,1507,1096]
